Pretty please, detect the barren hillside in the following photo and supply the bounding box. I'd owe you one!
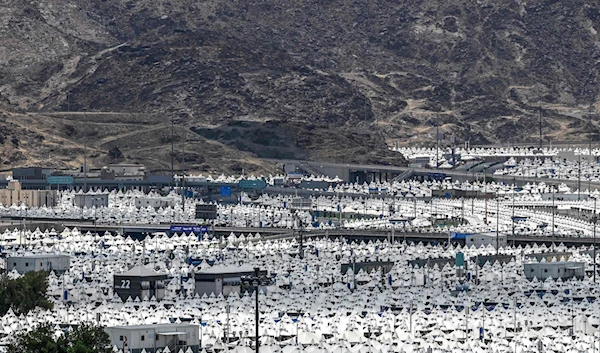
[1,0,599,171]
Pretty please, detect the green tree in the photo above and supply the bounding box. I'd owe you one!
[66,324,112,353]
[0,271,53,316]
[7,323,111,353]
[6,324,60,353]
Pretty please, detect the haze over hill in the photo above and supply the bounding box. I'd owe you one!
[1,0,599,172]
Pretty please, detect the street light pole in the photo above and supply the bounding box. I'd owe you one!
[496,199,499,255]
[241,268,272,353]
[552,188,555,252]
[594,197,597,283]
[255,273,259,353]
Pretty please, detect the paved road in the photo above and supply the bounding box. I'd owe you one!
[7,219,596,246]
[61,222,291,235]
[256,228,600,246]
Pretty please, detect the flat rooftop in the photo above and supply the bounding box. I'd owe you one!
[195,264,255,274]
[8,254,68,259]
[108,323,199,330]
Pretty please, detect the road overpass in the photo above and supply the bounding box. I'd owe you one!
[274,159,600,190]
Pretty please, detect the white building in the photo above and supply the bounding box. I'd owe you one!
[107,164,146,176]
[194,264,267,296]
[524,261,585,281]
[7,254,70,274]
[105,323,200,353]
[135,196,175,209]
[73,194,109,208]
[465,232,508,249]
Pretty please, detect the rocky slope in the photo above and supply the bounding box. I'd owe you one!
[1,0,599,171]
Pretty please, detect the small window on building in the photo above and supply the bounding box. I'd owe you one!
[156,335,159,341]
[141,335,145,341]
[25,263,29,267]
[119,336,123,341]
[544,269,548,273]
[530,269,534,272]
[470,239,474,242]
[13,262,16,267]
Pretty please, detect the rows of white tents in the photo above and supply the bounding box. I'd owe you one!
[1,226,600,352]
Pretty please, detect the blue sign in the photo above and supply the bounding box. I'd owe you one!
[450,232,471,239]
[47,176,74,185]
[427,172,447,181]
[170,225,202,234]
[200,226,208,233]
[220,186,232,197]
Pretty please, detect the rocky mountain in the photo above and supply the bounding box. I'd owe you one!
[1,0,599,172]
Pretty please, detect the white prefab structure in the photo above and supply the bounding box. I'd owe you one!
[107,164,146,176]
[194,264,267,296]
[465,232,508,249]
[524,261,585,281]
[7,254,70,274]
[134,196,174,209]
[73,194,109,208]
[105,323,200,353]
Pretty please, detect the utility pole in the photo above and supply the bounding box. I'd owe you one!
[578,153,582,201]
[409,299,414,335]
[352,249,357,291]
[514,297,517,346]
[589,104,595,194]
[512,177,516,247]
[484,168,488,225]
[254,269,260,353]
[338,195,342,228]
[19,202,23,248]
[83,138,87,193]
[552,188,555,252]
[295,213,304,260]
[435,123,440,169]
[496,199,500,255]
[539,105,543,150]
[594,197,597,283]
[182,125,186,213]
[225,303,230,349]
[171,116,174,190]
[465,300,469,341]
